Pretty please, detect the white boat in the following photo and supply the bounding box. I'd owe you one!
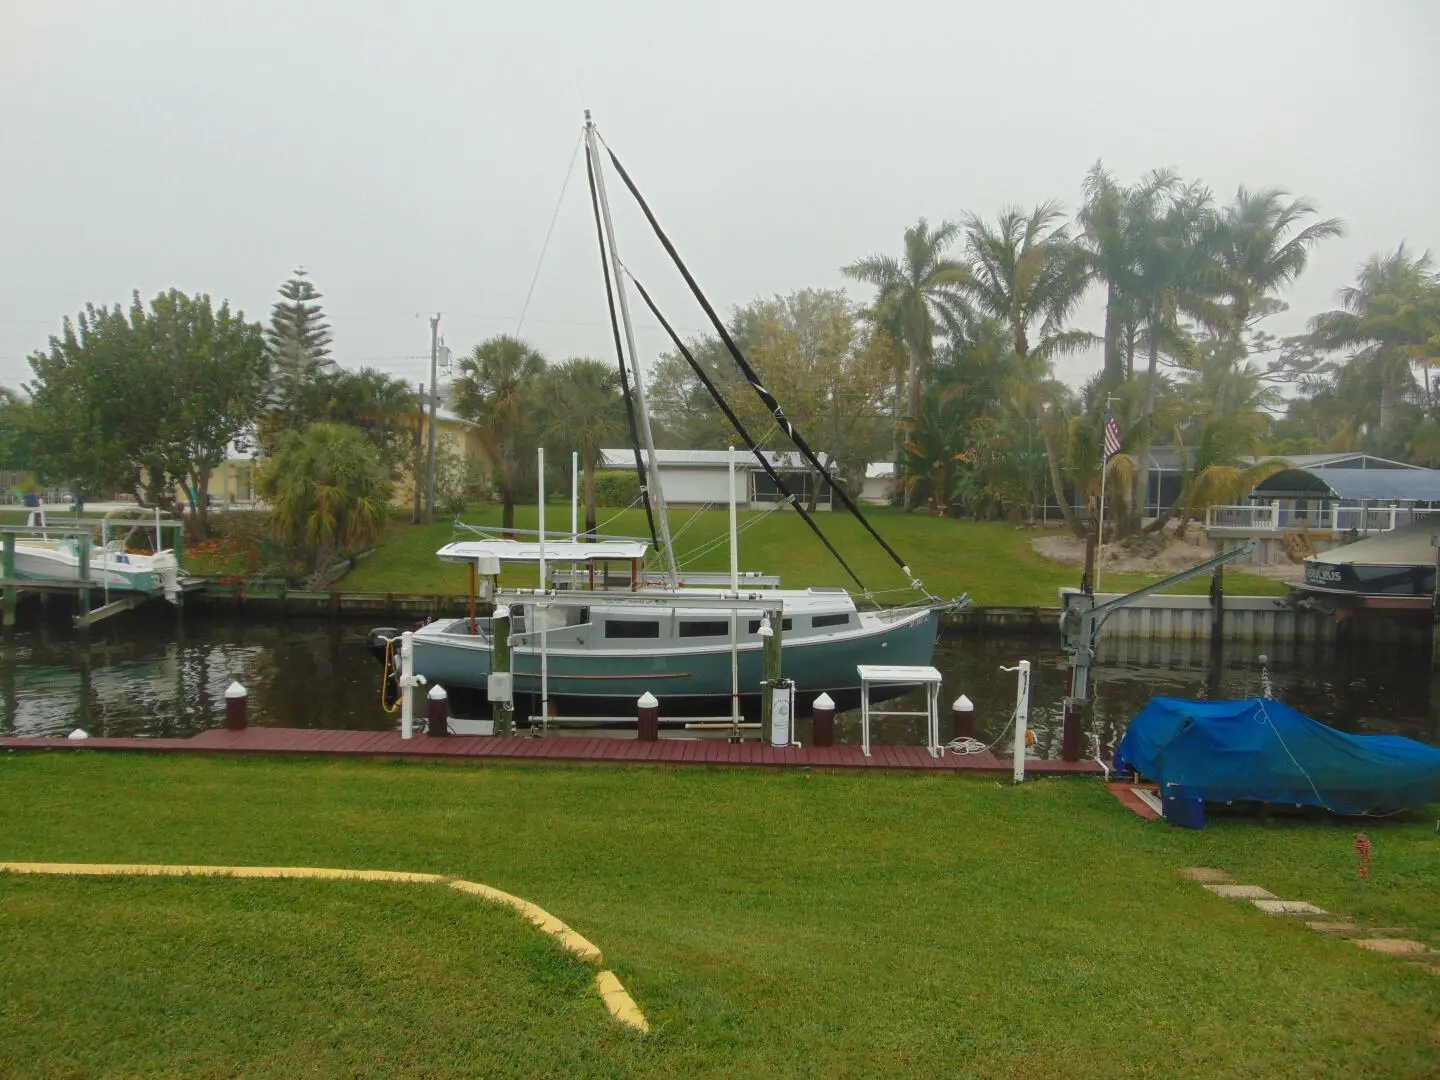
[370,539,942,719]
[12,510,182,603]
[367,114,962,723]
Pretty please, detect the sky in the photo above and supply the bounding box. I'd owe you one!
[2,0,1437,401]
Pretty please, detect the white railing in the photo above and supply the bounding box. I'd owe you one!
[1206,504,1440,533]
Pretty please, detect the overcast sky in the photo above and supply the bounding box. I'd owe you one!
[3,0,1436,400]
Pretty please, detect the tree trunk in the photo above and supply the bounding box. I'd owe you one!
[583,460,598,536]
[1379,369,1399,445]
[193,463,212,540]
[903,344,922,511]
[1129,334,1161,534]
[502,494,515,538]
[1102,286,1123,388]
[1039,408,1080,535]
[411,387,424,525]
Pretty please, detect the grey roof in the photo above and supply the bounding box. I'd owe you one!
[1141,448,1414,474]
[1310,522,1439,566]
[1253,466,1440,502]
[600,448,830,470]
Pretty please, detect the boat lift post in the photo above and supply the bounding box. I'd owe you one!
[2,533,13,630]
[1058,539,1259,761]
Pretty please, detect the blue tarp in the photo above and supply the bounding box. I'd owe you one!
[1113,697,1440,814]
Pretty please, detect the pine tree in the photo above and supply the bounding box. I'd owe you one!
[265,267,333,418]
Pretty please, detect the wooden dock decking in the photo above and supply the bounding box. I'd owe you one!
[0,727,1105,774]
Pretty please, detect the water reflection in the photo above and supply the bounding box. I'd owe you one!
[2,610,1437,753]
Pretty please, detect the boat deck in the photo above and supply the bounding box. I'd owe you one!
[0,727,1105,774]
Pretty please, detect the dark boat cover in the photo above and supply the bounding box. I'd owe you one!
[1113,697,1440,814]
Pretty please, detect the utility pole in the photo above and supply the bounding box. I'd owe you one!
[425,314,441,524]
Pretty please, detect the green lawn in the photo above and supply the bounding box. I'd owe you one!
[2,755,1436,1078]
[340,505,1287,606]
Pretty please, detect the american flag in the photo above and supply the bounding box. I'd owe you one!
[1102,408,1122,462]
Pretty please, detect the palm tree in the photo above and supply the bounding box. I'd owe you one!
[257,422,392,585]
[542,358,626,536]
[1216,188,1344,347]
[1309,246,1440,446]
[960,202,1091,528]
[452,335,547,536]
[1077,164,1179,387]
[843,219,970,507]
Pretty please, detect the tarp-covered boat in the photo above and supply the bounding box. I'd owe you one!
[1114,697,1440,815]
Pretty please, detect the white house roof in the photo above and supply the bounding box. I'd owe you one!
[599,448,830,470]
[865,462,896,479]
[436,539,649,564]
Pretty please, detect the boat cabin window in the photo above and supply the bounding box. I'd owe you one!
[747,618,792,634]
[604,619,660,639]
[678,620,730,638]
[811,613,850,628]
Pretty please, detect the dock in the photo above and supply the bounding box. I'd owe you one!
[0,727,1105,774]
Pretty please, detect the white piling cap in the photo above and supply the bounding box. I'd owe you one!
[952,694,974,713]
[493,604,510,620]
[813,692,835,710]
[67,728,89,740]
[428,683,448,700]
[637,691,658,708]
[224,681,247,699]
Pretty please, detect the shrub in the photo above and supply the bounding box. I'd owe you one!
[593,470,639,507]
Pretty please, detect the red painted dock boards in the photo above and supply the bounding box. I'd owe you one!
[0,728,1105,776]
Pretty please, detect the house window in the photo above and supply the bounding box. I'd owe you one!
[678,620,730,638]
[747,618,793,634]
[811,613,849,628]
[604,620,660,639]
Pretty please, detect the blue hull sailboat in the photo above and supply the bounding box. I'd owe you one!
[370,113,961,724]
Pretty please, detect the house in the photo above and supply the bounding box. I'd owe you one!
[170,408,488,510]
[392,408,488,509]
[860,462,896,505]
[598,448,833,510]
[1205,453,1437,564]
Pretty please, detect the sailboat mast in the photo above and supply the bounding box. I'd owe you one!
[583,114,679,587]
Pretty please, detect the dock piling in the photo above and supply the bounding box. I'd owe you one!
[636,692,659,742]
[427,684,449,736]
[952,694,974,740]
[811,691,835,748]
[224,682,248,731]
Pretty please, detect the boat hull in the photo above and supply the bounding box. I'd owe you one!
[11,542,180,599]
[409,607,941,719]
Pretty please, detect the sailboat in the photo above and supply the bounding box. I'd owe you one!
[369,113,963,722]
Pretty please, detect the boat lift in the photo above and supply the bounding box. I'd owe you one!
[1058,539,1259,761]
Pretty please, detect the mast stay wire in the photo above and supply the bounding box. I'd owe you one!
[621,265,868,593]
[515,132,583,337]
[596,131,926,595]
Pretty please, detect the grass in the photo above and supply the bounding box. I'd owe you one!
[2,754,1436,1078]
[339,504,1287,606]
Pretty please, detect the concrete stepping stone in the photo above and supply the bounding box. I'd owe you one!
[1353,938,1433,957]
[1204,884,1275,900]
[1179,867,1234,884]
[1305,921,1358,933]
[1254,900,1327,916]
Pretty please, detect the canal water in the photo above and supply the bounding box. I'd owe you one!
[3,610,1439,755]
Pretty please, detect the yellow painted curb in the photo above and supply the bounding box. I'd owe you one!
[447,879,604,965]
[1,861,643,1032]
[596,969,651,1034]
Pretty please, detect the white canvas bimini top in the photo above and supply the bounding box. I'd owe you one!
[436,539,650,564]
